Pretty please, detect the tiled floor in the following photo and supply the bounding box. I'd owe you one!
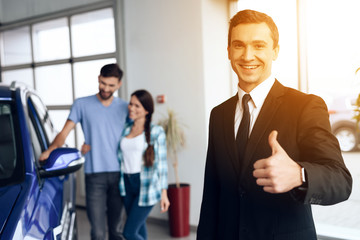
[76,206,346,240]
[76,207,196,240]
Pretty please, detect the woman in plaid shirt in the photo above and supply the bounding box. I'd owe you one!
[118,89,170,240]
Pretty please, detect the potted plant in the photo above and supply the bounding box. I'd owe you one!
[158,108,190,237]
[353,94,360,126]
[352,67,360,151]
[353,67,360,128]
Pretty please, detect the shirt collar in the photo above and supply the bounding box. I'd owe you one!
[237,74,275,108]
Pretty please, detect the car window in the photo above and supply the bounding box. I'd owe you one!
[0,102,25,187]
[28,95,56,147]
[27,112,43,161]
[28,98,48,152]
[0,104,16,179]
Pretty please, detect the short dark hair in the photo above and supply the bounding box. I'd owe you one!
[100,63,123,81]
[228,9,279,48]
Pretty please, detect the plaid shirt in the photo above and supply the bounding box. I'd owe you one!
[118,123,168,206]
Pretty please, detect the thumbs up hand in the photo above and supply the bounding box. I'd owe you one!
[253,130,303,194]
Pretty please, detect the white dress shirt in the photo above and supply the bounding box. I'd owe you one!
[234,75,276,138]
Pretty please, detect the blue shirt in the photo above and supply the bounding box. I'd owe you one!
[118,123,168,206]
[68,95,128,174]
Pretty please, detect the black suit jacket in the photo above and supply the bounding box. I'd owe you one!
[197,80,352,240]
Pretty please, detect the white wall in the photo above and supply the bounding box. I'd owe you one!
[123,0,206,225]
[202,0,233,125]
[122,0,231,226]
[0,1,2,22]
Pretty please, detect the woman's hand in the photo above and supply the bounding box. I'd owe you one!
[160,189,170,213]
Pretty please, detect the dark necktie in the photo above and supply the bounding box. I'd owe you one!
[236,94,251,160]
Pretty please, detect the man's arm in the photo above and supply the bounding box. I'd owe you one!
[253,95,352,204]
[39,120,76,161]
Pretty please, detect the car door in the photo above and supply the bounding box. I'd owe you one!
[25,94,74,240]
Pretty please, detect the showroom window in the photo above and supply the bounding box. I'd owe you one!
[237,0,360,239]
[305,1,360,240]
[71,8,116,58]
[0,26,32,66]
[32,18,71,62]
[0,7,117,148]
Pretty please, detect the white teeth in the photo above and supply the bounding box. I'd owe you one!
[242,65,257,69]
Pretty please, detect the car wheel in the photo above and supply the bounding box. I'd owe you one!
[334,126,358,152]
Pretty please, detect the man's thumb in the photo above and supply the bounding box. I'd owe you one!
[269,130,280,154]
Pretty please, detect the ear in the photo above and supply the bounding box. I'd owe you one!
[272,44,280,61]
[227,46,231,60]
[117,80,123,89]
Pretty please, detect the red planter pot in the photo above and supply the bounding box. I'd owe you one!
[167,183,190,237]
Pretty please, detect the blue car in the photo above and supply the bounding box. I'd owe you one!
[0,82,84,239]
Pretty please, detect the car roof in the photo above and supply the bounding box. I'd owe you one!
[0,85,13,99]
[0,82,37,100]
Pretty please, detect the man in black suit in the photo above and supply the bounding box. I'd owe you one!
[197,9,352,240]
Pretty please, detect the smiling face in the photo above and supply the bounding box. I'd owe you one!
[228,22,279,92]
[128,95,149,121]
[98,76,121,100]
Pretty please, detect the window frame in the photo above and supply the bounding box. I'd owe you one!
[0,3,120,151]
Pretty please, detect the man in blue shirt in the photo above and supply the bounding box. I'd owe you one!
[40,63,128,240]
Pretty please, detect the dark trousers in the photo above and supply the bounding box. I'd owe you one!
[122,173,153,240]
[85,172,123,240]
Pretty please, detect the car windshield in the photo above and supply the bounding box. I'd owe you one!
[0,103,17,184]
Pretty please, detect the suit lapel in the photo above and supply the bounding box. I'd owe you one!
[240,80,285,177]
[222,94,241,175]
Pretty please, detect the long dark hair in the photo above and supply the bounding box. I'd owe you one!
[131,90,155,167]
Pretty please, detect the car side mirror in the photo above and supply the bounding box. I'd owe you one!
[39,148,84,178]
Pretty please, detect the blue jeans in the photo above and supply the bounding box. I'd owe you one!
[122,173,153,240]
[85,172,123,240]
